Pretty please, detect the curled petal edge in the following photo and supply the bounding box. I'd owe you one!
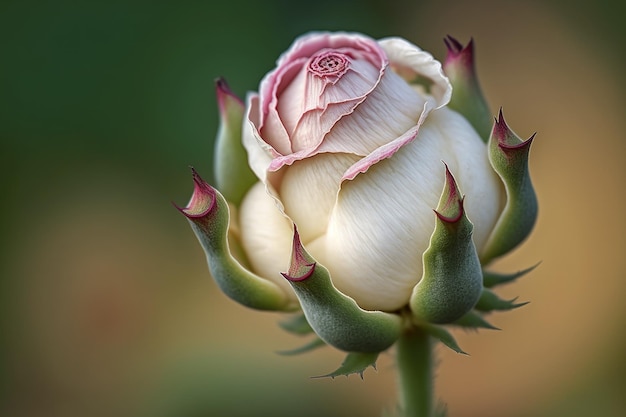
[342,37,454,181]
[378,36,452,109]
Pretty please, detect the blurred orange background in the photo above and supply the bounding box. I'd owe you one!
[1,0,624,416]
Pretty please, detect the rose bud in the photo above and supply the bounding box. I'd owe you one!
[179,31,538,355]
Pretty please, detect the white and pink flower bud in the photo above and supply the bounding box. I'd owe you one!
[240,32,503,311]
[178,31,538,355]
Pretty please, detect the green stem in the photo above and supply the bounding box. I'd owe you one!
[396,326,434,417]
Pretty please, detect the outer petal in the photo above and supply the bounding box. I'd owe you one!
[342,38,453,180]
[242,93,277,184]
[316,108,502,311]
[313,67,425,156]
[279,152,360,245]
[378,37,452,109]
[238,181,296,300]
[342,104,426,181]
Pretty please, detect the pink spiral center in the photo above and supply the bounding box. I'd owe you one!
[308,52,350,78]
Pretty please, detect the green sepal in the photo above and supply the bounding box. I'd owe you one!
[278,313,314,335]
[276,337,327,356]
[410,165,483,324]
[177,168,293,311]
[483,263,539,288]
[443,36,492,142]
[313,352,379,379]
[453,309,500,330]
[481,109,538,263]
[475,288,528,312]
[282,227,402,353]
[213,78,258,206]
[420,323,467,355]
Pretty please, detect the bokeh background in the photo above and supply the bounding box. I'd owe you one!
[1,0,625,416]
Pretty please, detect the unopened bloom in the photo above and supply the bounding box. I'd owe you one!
[240,32,501,311]
[179,31,537,355]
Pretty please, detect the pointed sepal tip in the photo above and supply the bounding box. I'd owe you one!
[177,169,292,311]
[213,78,258,206]
[443,35,492,141]
[283,227,402,353]
[410,165,483,324]
[482,109,538,263]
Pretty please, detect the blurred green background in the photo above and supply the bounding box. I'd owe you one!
[1,0,625,416]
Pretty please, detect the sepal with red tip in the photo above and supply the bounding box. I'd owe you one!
[410,165,483,324]
[213,78,258,206]
[443,36,492,142]
[282,227,402,353]
[481,109,538,263]
[177,168,292,311]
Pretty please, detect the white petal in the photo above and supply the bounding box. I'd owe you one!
[280,153,360,245]
[316,68,425,156]
[378,37,452,109]
[238,182,296,300]
[318,107,502,311]
[341,102,427,181]
[242,93,275,184]
[319,138,444,311]
[326,38,452,180]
